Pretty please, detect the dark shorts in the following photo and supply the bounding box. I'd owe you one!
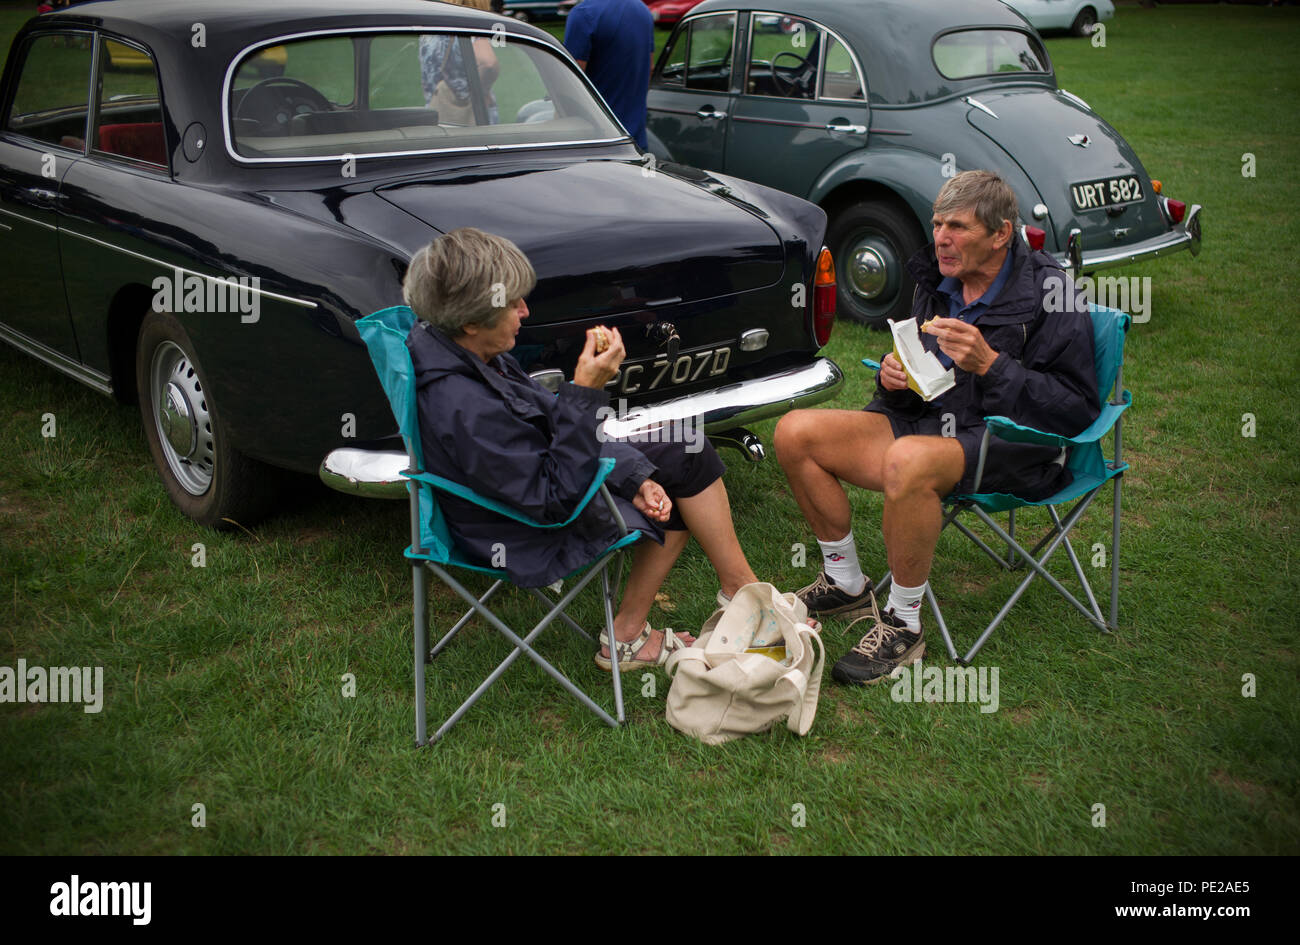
[622,436,726,530]
[864,403,1067,500]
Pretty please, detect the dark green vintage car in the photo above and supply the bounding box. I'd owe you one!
[646,0,1202,325]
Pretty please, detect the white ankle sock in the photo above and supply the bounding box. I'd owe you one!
[818,533,866,595]
[887,580,925,630]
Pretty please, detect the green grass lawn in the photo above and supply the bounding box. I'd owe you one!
[1,2,1298,855]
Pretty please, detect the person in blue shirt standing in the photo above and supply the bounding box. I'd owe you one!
[564,0,655,149]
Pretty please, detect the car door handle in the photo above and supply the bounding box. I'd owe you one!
[695,106,727,121]
[825,122,867,135]
[25,187,59,205]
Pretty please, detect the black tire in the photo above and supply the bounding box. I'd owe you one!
[826,199,925,328]
[135,310,277,530]
[1071,8,1097,37]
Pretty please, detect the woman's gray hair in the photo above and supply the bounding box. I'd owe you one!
[403,227,537,334]
[932,170,1019,235]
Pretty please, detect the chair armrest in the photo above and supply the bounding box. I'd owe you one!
[403,457,618,530]
[972,392,1130,494]
[862,358,881,371]
[984,391,1131,448]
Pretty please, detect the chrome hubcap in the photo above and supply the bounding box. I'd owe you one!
[848,243,889,299]
[150,341,214,496]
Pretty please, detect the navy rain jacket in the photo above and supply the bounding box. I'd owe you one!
[868,234,1101,498]
[407,321,661,587]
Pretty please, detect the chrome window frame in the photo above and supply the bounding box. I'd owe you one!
[3,28,99,151]
[222,27,629,165]
[92,34,169,172]
[740,12,867,104]
[930,27,1052,83]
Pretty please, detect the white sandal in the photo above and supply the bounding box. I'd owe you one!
[595,622,687,670]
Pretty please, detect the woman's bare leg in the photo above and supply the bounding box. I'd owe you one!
[674,478,758,598]
[600,529,690,663]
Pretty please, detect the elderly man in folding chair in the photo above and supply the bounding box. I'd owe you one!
[774,170,1101,685]
[404,227,758,673]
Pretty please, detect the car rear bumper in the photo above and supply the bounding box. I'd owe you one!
[319,355,845,498]
[1058,204,1202,272]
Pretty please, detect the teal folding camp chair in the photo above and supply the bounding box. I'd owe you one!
[870,303,1132,664]
[358,305,641,746]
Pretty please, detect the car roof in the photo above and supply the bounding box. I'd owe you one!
[41,0,500,37]
[686,0,1044,106]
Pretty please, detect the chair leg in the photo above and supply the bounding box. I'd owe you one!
[524,586,591,641]
[413,563,429,748]
[924,582,960,663]
[427,560,622,743]
[1050,506,1105,627]
[1109,474,1122,631]
[429,578,505,660]
[602,564,625,724]
[1006,508,1018,568]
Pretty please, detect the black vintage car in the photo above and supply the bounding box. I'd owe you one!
[0,0,841,527]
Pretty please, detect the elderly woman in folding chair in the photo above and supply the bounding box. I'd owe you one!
[403,227,759,669]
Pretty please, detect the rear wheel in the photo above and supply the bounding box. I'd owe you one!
[135,311,277,529]
[1071,8,1097,38]
[826,200,925,328]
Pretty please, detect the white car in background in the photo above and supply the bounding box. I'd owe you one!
[1000,0,1114,37]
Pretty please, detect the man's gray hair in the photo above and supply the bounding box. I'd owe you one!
[403,227,537,334]
[933,170,1019,235]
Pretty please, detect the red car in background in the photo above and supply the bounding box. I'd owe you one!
[647,0,706,25]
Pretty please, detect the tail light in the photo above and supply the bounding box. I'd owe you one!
[812,247,835,347]
[1162,197,1186,224]
[1150,179,1163,195]
[1020,225,1046,251]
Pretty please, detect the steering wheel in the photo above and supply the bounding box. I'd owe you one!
[771,51,813,98]
[235,77,332,134]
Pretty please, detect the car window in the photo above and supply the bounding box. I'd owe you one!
[653,14,736,94]
[820,33,864,101]
[746,14,820,100]
[4,32,94,149]
[932,30,1050,80]
[656,24,688,88]
[94,38,166,167]
[229,32,623,160]
[686,15,734,93]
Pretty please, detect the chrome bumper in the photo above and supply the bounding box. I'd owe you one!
[319,356,844,499]
[1055,204,1202,272]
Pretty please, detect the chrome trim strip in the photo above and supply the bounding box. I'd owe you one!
[601,357,843,438]
[1056,207,1202,272]
[1059,89,1090,111]
[221,26,629,165]
[319,357,845,496]
[732,115,823,130]
[964,96,998,119]
[60,229,318,309]
[0,206,57,231]
[0,322,113,395]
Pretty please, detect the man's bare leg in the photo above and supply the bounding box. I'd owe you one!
[880,435,966,588]
[774,409,896,541]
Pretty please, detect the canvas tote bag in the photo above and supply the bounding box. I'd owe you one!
[664,583,824,745]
